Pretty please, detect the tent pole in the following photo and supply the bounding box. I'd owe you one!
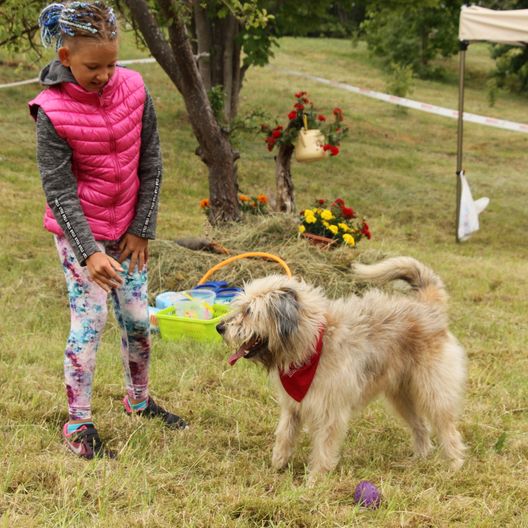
[455,40,468,243]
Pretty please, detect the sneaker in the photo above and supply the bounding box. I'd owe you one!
[123,396,188,430]
[63,423,116,459]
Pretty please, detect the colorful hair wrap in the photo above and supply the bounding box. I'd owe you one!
[38,1,117,49]
[39,3,66,49]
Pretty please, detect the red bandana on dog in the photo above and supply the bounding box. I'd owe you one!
[279,327,325,402]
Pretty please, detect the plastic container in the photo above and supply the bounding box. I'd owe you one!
[171,289,216,320]
[157,303,231,342]
[156,288,216,319]
[215,287,242,304]
[155,291,187,309]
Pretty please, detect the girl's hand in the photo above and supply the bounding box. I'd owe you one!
[86,252,124,292]
[118,233,149,274]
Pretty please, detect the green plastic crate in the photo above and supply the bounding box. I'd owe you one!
[157,303,231,342]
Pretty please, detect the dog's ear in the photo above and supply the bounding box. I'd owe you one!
[270,287,299,341]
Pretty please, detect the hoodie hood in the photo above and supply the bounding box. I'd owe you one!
[39,60,77,86]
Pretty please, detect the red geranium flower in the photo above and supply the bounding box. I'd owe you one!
[294,91,307,98]
[323,144,339,156]
[294,103,304,110]
[317,199,326,205]
[265,137,276,151]
[317,114,326,121]
[272,129,282,139]
[333,107,344,121]
[341,206,356,219]
[361,221,372,239]
[333,198,345,206]
[288,110,297,120]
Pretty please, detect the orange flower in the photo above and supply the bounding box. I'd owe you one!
[200,198,209,208]
[238,194,251,202]
[257,194,268,204]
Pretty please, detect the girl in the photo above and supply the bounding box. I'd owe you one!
[29,1,188,459]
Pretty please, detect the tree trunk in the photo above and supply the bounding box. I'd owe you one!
[230,27,243,121]
[125,0,240,223]
[222,15,237,121]
[192,0,212,92]
[275,143,295,213]
[191,8,243,123]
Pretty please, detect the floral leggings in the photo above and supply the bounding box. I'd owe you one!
[55,235,151,421]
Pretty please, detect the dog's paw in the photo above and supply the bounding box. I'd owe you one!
[305,476,317,488]
[412,440,433,460]
[305,469,330,488]
[449,456,465,471]
[271,450,291,471]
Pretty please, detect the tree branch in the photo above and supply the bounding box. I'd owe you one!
[124,0,182,91]
[0,23,39,48]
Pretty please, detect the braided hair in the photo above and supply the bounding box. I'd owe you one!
[38,1,118,50]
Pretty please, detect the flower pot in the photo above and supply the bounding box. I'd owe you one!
[301,232,337,249]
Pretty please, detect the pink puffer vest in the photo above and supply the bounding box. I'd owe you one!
[29,67,146,240]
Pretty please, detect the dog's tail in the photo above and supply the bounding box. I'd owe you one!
[352,256,448,306]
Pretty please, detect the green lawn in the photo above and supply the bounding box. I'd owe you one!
[1,36,527,527]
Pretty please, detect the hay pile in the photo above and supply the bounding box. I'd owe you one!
[148,214,387,301]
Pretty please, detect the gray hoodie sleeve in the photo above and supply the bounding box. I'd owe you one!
[126,88,162,239]
[36,107,99,266]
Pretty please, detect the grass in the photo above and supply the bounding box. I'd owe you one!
[1,34,528,527]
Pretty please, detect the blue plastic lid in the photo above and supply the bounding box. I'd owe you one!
[193,281,229,292]
[216,287,241,297]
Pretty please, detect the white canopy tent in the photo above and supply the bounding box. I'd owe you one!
[456,6,528,241]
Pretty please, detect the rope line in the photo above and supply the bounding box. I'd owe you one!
[2,58,526,134]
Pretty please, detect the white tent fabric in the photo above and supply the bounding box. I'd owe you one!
[459,5,528,45]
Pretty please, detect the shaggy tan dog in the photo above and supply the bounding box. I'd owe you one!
[218,257,467,481]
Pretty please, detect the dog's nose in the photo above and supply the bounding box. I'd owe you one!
[216,322,226,335]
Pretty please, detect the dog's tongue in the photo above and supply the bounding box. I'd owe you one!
[228,346,247,366]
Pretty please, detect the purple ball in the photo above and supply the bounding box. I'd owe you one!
[353,480,381,509]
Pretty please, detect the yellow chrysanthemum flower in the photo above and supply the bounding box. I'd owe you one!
[343,234,355,246]
[298,225,306,233]
[320,209,334,221]
[305,214,316,224]
[328,224,338,235]
[338,222,350,232]
[322,220,329,228]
